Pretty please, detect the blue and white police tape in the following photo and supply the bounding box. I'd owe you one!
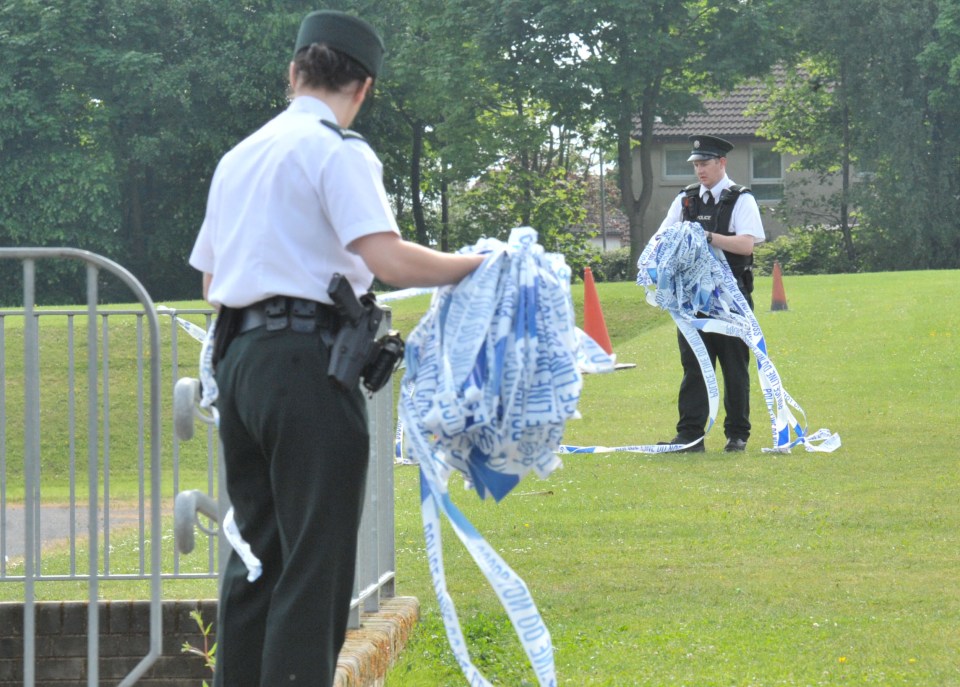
[158,305,210,343]
[157,305,221,424]
[160,308,232,427]
[637,221,840,453]
[554,429,840,454]
[378,289,616,375]
[399,226,600,686]
[196,317,267,578]
[402,227,594,500]
[197,316,219,418]
[394,325,616,465]
[407,426,556,686]
[223,506,263,582]
[163,309,265,580]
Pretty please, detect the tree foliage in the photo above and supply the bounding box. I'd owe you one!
[454,163,596,272]
[0,0,301,302]
[536,0,783,268]
[1,0,957,305]
[759,0,960,270]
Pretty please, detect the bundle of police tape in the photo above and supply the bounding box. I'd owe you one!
[634,221,841,453]
[171,228,604,681]
[399,226,593,687]
[173,221,837,683]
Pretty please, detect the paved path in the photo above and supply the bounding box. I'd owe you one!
[2,504,141,562]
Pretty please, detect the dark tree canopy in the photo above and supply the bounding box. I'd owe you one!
[1,0,956,306]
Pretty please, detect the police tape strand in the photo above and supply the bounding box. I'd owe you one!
[165,228,608,685]
[168,221,837,685]
[395,221,839,462]
[636,221,840,453]
[167,225,838,460]
[398,227,598,685]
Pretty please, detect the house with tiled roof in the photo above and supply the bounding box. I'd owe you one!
[636,74,819,240]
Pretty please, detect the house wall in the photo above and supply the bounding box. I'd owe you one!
[587,235,625,251]
[635,144,821,242]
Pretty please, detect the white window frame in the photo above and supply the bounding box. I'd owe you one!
[662,145,695,180]
[749,143,784,203]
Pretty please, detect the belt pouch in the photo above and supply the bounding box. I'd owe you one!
[290,299,318,333]
[264,296,289,331]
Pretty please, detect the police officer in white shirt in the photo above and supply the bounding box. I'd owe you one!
[657,135,766,453]
[189,10,482,686]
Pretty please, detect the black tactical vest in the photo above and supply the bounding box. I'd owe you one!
[680,183,754,275]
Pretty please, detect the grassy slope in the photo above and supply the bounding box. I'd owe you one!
[0,303,216,500]
[2,271,957,684]
[384,270,960,686]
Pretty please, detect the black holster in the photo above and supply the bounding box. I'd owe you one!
[735,267,755,294]
[211,306,243,369]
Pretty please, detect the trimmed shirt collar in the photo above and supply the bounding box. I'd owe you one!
[701,174,733,203]
[287,95,338,123]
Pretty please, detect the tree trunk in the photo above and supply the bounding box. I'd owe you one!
[517,99,533,227]
[839,62,857,263]
[411,121,428,246]
[440,176,449,252]
[840,105,856,262]
[618,88,657,268]
[125,171,146,270]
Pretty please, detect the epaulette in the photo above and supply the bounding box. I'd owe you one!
[729,183,752,194]
[320,119,367,143]
[682,182,700,194]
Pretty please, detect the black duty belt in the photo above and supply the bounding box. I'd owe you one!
[239,296,339,334]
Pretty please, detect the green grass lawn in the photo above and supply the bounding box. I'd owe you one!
[383,270,960,686]
[2,270,958,685]
[0,302,218,500]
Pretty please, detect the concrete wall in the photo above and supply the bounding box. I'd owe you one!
[0,600,216,687]
[635,143,835,241]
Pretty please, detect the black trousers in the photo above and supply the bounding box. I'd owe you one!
[675,290,754,442]
[212,325,369,687]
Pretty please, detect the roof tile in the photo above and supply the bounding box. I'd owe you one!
[648,79,770,140]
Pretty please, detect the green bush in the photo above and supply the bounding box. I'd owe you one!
[588,247,632,282]
[753,224,859,276]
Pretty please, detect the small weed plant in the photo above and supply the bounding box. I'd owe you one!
[182,609,217,687]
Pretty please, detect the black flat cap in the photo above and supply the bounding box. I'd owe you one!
[294,10,385,77]
[687,135,734,161]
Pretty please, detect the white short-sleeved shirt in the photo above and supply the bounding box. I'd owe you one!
[657,174,766,243]
[189,96,400,308]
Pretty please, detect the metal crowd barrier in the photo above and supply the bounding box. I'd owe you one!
[0,248,397,684]
[0,248,163,687]
[169,309,398,627]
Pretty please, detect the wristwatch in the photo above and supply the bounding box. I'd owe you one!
[706,232,713,244]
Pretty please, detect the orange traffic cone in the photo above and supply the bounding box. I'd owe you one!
[771,261,788,311]
[583,266,613,354]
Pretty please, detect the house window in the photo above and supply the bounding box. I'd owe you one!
[663,147,693,178]
[854,158,877,181]
[750,145,783,201]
